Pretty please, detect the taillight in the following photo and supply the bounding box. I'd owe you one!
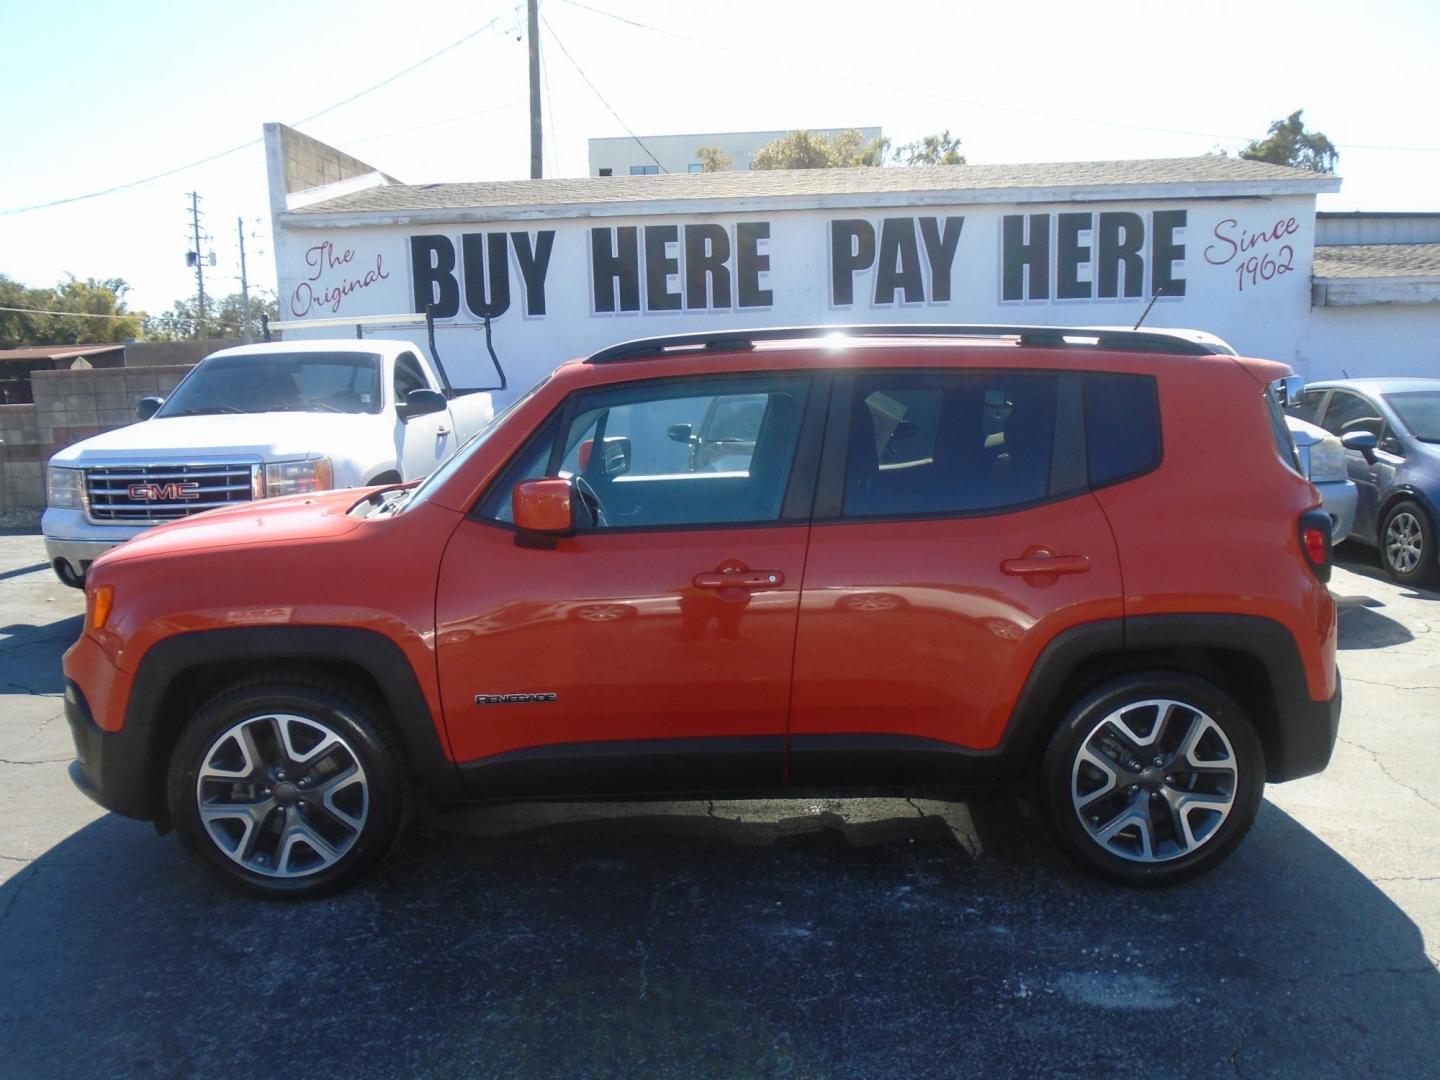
[1299,509,1332,582]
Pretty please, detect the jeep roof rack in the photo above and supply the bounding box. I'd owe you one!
[584,324,1229,364]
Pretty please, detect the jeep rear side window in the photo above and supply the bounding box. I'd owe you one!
[1083,373,1161,487]
[843,372,1080,518]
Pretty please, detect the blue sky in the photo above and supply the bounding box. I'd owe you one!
[2,0,1437,315]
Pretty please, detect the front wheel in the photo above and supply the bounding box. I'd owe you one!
[1380,500,1439,588]
[1037,672,1264,887]
[167,678,409,898]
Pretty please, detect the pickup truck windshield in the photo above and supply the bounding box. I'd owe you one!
[157,352,383,417]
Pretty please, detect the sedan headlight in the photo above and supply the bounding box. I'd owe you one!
[264,457,334,498]
[47,466,85,509]
[1307,435,1347,483]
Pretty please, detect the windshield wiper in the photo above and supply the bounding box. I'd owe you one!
[176,406,243,415]
[269,403,343,413]
[376,488,416,517]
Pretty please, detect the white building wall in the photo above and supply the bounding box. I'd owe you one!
[275,194,1325,402]
[1301,305,1440,380]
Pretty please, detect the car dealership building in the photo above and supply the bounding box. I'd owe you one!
[264,123,1439,399]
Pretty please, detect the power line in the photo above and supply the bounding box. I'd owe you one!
[540,11,667,173]
[0,6,519,217]
[555,0,1440,154]
[0,305,143,320]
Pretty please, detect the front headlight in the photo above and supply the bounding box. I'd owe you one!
[47,466,85,509]
[1307,435,1347,483]
[263,457,335,498]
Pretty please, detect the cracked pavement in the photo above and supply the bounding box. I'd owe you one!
[0,532,1436,1078]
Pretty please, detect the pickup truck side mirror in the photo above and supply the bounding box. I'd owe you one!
[666,422,694,443]
[398,388,447,421]
[1341,430,1379,463]
[512,478,575,536]
[136,395,165,421]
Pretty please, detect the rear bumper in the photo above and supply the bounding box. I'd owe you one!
[1268,669,1342,783]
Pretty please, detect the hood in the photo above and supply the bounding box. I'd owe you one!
[50,411,384,464]
[96,487,367,567]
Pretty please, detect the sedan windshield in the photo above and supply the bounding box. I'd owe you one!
[1384,391,1440,443]
[157,352,383,416]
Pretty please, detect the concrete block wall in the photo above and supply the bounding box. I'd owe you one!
[0,364,193,513]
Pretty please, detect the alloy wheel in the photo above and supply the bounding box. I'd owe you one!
[1071,698,1238,863]
[1386,511,1423,575]
[195,712,369,879]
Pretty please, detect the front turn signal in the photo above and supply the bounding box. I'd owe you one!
[88,584,115,632]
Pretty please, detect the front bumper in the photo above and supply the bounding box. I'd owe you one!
[1313,478,1358,544]
[41,508,148,584]
[65,678,160,822]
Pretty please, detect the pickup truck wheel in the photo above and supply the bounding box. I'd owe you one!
[1380,500,1440,588]
[1037,672,1264,887]
[167,679,409,898]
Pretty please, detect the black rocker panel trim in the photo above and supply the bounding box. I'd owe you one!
[457,736,784,800]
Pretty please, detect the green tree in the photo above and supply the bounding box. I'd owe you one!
[750,128,967,170]
[750,128,890,170]
[143,291,278,341]
[0,274,142,347]
[1240,110,1339,173]
[695,145,733,172]
[892,129,966,166]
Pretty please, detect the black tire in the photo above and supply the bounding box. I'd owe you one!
[1036,671,1264,888]
[166,676,410,899]
[1380,499,1440,588]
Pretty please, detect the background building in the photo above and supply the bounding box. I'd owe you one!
[263,123,1437,403]
[587,127,884,176]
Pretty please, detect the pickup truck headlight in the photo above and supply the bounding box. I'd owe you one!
[1307,434,1347,483]
[264,457,334,498]
[47,466,85,509]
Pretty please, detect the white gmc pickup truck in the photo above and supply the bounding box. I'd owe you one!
[42,330,493,586]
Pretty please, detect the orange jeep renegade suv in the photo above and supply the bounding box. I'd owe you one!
[63,325,1340,896]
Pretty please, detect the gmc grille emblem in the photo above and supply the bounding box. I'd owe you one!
[127,481,202,502]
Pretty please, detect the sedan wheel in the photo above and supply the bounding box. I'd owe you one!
[1380,500,1440,588]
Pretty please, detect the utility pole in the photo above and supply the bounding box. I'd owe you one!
[188,192,208,341]
[528,0,542,178]
[236,217,253,345]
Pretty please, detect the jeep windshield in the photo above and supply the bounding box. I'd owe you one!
[1384,391,1440,443]
[157,352,383,417]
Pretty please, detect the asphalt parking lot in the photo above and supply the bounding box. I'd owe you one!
[0,530,1436,1079]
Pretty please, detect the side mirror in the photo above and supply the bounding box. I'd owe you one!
[512,478,574,536]
[136,395,164,420]
[577,435,631,477]
[667,422,694,444]
[1342,430,1378,462]
[398,388,447,421]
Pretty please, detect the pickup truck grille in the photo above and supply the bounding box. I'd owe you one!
[85,463,256,523]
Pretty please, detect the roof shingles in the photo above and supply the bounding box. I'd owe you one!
[1313,243,1440,279]
[290,156,1333,216]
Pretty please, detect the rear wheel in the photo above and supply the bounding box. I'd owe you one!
[1380,500,1439,588]
[1037,672,1264,887]
[167,678,409,898]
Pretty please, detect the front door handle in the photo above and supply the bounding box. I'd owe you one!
[436,426,451,437]
[1000,552,1091,576]
[693,570,785,589]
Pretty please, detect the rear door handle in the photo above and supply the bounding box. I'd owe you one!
[693,570,785,589]
[1000,553,1091,576]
